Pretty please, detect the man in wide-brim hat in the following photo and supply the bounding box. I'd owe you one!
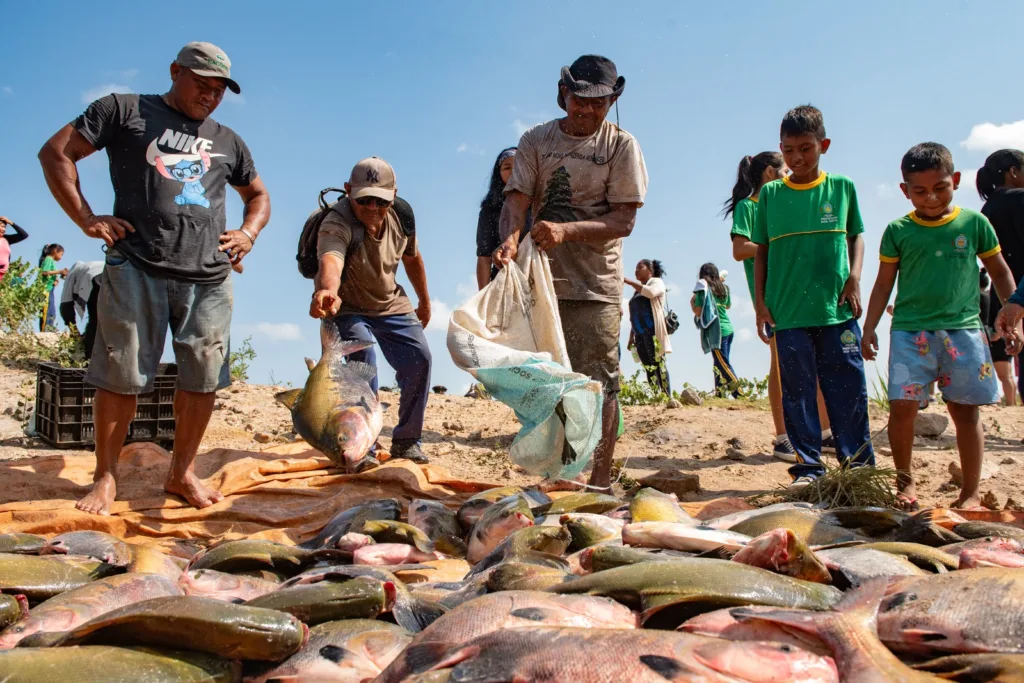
[494,54,649,491]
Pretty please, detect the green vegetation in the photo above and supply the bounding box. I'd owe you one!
[229,336,257,383]
[0,258,48,335]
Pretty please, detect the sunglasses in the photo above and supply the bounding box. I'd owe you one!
[353,196,393,209]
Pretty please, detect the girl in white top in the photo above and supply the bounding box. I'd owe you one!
[625,259,672,394]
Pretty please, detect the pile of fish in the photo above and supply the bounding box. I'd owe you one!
[1,488,1023,682]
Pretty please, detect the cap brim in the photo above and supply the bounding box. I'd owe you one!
[190,68,241,94]
[349,186,397,201]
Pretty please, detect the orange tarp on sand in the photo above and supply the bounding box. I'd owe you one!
[0,443,500,550]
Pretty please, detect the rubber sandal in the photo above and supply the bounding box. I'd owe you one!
[895,493,920,512]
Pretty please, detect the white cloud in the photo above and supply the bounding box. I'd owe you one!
[1,86,12,97]
[456,143,484,156]
[255,322,303,342]
[426,299,452,332]
[456,279,478,300]
[81,83,133,104]
[961,120,1024,153]
[512,119,543,137]
[121,68,139,79]
[736,328,755,343]
[731,295,755,319]
[876,183,899,199]
[959,168,978,190]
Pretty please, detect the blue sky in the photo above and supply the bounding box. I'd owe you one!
[4,2,1024,394]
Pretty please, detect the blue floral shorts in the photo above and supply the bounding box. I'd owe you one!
[888,329,999,406]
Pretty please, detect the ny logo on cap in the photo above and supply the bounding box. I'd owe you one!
[366,169,380,184]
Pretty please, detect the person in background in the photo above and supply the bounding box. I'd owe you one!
[59,260,104,360]
[37,243,68,331]
[726,152,838,461]
[978,148,1024,404]
[863,142,1017,510]
[0,216,29,283]
[691,262,738,397]
[476,147,519,288]
[493,54,648,492]
[753,105,874,489]
[38,41,270,515]
[625,258,672,395]
[980,268,1016,406]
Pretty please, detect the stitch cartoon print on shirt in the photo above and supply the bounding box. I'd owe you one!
[145,132,226,210]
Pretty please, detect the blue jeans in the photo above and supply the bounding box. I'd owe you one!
[713,333,739,397]
[332,312,431,444]
[775,319,874,479]
[40,288,56,332]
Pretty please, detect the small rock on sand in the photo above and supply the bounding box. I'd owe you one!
[948,460,999,486]
[253,432,271,444]
[637,470,700,498]
[915,413,949,438]
[678,388,703,407]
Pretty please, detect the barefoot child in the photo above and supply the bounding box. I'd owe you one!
[752,105,874,489]
[862,143,1019,510]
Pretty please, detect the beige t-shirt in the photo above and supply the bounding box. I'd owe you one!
[505,119,648,302]
[317,198,417,317]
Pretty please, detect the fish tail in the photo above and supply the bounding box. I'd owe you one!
[320,319,375,358]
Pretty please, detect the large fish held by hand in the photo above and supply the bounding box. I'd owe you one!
[276,321,383,473]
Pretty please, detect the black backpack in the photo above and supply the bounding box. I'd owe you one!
[296,188,416,280]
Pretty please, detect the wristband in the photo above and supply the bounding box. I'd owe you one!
[240,228,256,244]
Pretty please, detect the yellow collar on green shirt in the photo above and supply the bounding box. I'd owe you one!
[783,171,827,190]
[910,206,961,227]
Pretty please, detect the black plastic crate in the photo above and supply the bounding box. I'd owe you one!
[35,363,178,449]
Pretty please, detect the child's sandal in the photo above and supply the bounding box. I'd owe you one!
[895,493,920,512]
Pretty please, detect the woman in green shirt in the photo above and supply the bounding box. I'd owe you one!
[38,243,67,332]
[691,262,738,397]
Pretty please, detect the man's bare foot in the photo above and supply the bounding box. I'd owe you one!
[76,473,117,516]
[953,492,983,510]
[165,470,225,509]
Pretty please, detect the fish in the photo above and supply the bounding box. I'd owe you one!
[622,521,752,553]
[0,553,119,603]
[941,536,1024,560]
[467,495,535,563]
[826,507,910,537]
[550,559,841,625]
[533,492,622,516]
[0,645,240,682]
[579,545,692,573]
[275,321,382,473]
[878,568,1024,655]
[0,596,27,632]
[560,512,624,551]
[353,543,445,566]
[420,627,839,683]
[679,605,832,658]
[300,498,402,549]
[335,532,375,552]
[456,487,550,531]
[126,545,184,581]
[0,572,182,649]
[280,566,447,633]
[893,518,966,547]
[46,595,307,661]
[244,576,395,626]
[408,499,468,558]
[953,522,1024,544]
[467,526,572,577]
[178,568,278,603]
[629,488,697,524]
[730,529,831,583]
[0,533,47,555]
[735,579,941,682]
[701,502,815,530]
[856,542,960,572]
[40,531,134,567]
[244,619,412,683]
[913,653,1024,682]
[358,520,436,553]
[486,562,572,592]
[729,509,860,546]
[960,548,1024,569]
[816,547,926,589]
[187,539,344,576]
[374,590,638,682]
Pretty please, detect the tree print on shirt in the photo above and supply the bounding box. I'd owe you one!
[537,166,578,223]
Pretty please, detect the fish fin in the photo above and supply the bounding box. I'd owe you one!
[696,546,736,561]
[345,361,379,384]
[274,388,303,409]
[393,592,448,633]
[427,645,482,672]
[402,642,454,673]
[321,320,375,359]
[898,628,953,644]
[304,357,316,371]
[832,576,887,619]
[309,549,354,564]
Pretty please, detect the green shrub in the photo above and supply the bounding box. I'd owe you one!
[229,336,257,383]
[0,258,48,334]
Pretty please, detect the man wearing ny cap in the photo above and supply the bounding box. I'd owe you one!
[310,157,433,464]
[494,54,648,491]
[39,42,270,515]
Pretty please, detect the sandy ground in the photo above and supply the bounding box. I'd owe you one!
[2,363,1023,508]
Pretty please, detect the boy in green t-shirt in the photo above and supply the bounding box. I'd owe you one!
[752,105,874,488]
[862,143,1019,510]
